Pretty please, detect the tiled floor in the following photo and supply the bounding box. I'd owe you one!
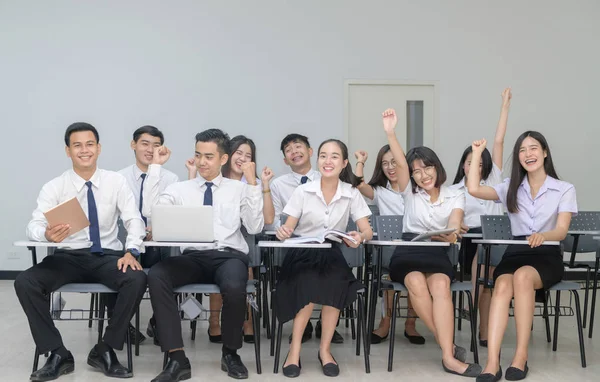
[0,280,598,381]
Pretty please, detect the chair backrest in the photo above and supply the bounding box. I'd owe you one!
[375,215,403,241]
[368,204,380,233]
[480,215,512,240]
[563,211,600,253]
[341,220,364,268]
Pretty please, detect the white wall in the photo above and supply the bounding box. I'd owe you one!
[1,0,599,270]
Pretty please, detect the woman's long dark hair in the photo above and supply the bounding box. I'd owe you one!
[317,139,362,187]
[506,131,559,213]
[222,135,258,179]
[452,146,493,184]
[405,146,447,193]
[368,144,392,188]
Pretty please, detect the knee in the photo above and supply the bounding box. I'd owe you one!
[14,270,36,295]
[512,267,535,288]
[404,273,427,295]
[147,265,169,290]
[429,276,451,299]
[129,270,148,290]
[493,277,513,298]
[220,278,247,297]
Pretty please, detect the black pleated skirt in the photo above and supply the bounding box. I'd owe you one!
[389,233,455,284]
[274,244,363,323]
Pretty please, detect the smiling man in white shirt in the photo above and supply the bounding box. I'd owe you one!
[15,123,147,381]
[142,129,264,382]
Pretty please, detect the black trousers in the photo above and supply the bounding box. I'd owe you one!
[104,246,170,316]
[147,249,249,352]
[14,249,147,353]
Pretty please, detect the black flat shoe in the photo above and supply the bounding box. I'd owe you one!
[151,357,192,382]
[315,321,344,344]
[289,320,313,344]
[505,363,528,381]
[442,361,482,377]
[318,352,340,377]
[454,345,467,363]
[478,333,488,348]
[243,334,255,344]
[208,328,222,344]
[30,351,75,382]
[476,367,502,382]
[404,330,426,345]
[221,353,248,379]
[282,353,301,378]
[87,344,132,378]
[370,332,388,344]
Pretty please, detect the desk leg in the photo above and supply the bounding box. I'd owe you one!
[589,257,599,338]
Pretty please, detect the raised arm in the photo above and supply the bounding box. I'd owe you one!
[466,139,500,201]
[382,109,411,192]
[354,150,375,199]
[260,166,275,225]
[492,88,511,170]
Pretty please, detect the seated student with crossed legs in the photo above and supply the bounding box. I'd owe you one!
[468,133,577,382]
[143,129,264,382]
[275,139,373,378]
[383,109,482,378]
[15,122,147,381]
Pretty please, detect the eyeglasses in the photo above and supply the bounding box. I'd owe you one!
[411,166,436,179]
[381,160,397,169]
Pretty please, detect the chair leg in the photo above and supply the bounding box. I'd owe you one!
[543,291,551,343]
[98,295,106,344]
[94,293,100,318]
[465,291,479,364]
[191,320,197,341]
[571,290,587,367]
[32,346,40,372]
[88,294,95,328]
[270,291,277,357]
[252,295,262,374]
[357,293,370,373]
[273,320,284,374]
[552,291,561,351]
[263,281,271,339]
[590,258,599,338]
[583,268,590,328]
[387,292,399,372]
[135,306,140,356]
[163,351,169,368]
[126,321,133,373]
[345,306,350,328]
[350,303,356,340]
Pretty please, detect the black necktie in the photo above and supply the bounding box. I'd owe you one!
[139,173,147,226]
[204,182,213,206]
[300,176,309,184]
[85,181,103,254]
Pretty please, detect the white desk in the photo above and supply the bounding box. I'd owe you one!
[472,239,560,246]
[569,230,600,236]
[257,241,332,249]
[462,233,483,239]
[144,241,218,249]
[14,241,93,265]
[366,240,450,247]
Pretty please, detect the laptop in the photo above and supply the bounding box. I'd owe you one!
[151,205,215,242]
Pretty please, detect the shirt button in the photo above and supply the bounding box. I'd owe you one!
[324,226,328,229]
[325,210,329,215]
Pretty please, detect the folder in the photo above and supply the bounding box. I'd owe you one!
[43,197,90,236]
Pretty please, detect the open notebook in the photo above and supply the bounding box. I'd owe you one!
[410,228,456,242]
[284,229,358,245]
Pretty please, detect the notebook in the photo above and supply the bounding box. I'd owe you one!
[43,197,90,236]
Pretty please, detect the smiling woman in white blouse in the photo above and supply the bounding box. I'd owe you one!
[274,139,373,378]
[383,108,482,378]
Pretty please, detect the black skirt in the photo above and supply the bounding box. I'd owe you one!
[274,244,363,323]
[389,233,455,284]
[493,238,564,292]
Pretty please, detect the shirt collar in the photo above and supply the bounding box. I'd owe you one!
[196,173,224,188]
[520,175,561,199]
[70,169,101,192]
[291,168,317,184]
[416,185,457,206]
[133,164,147,180]
[305,179,353,204]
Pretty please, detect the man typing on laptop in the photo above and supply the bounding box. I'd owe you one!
[142,129,264,382]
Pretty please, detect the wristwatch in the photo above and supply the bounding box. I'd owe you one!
[127,248,140,258]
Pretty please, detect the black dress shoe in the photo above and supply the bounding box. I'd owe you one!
[147,318,161,346]
[282,352,301,378]
[87,344,133,378]
[370,332,388,344]
[30,351,75,382]
[151,357,192,382]
[317,352,340,377]
[221,353,248,379]
[476,367,502,382]
[315,321,344,344]
[129,324,146,344]
[289,320,313,344]
[208,328,223,343]
[505,363,528,381]
[243,334,255,344]
[442,361,482,377]
[478,333,488,348]
[404,330,425,345]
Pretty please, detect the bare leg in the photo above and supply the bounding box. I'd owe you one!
[481,274,514,375]
[405,294,422,337]
[511,266,543,370]
[372,290,392,337]
[243,268,254,335]
[284,303,314,367]
[319,305,341,365]
[209,294,222,336]
[404,272,437,340]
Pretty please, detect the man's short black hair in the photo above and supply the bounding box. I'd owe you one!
[280,133,311,154]
[133,125,164,145]
[64,122,99,146]
[195,129,230,155]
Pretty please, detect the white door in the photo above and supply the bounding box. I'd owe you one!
[345,81,437,184]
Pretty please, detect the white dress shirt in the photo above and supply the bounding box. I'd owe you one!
[367,182,405,216]
[118,164,179,227]
[449,163,504,228]
[270,168,321,228]
[26,169,145,251]
[142,164,264,253]
[283,180,372,237]
[401,184,466,234]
